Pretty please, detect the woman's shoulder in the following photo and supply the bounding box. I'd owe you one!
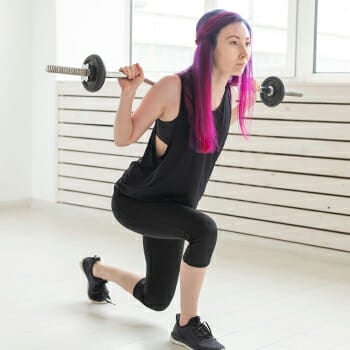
[155,75,182,121]
[156,74,182,91]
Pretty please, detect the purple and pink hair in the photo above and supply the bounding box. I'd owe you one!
[179,9,255,154]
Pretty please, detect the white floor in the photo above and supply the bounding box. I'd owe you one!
[1,201,350,350]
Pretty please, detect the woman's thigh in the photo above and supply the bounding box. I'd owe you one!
[112,189,218,267]
[111,190,212,242]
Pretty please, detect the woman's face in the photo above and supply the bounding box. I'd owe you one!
[213,21,251,76]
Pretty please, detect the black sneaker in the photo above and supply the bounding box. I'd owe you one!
[170,313,225,350]
[81,255,114,305]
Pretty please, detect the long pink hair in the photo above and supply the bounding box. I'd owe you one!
[179,10,255,154]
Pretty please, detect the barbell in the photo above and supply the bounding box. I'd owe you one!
[46,53,303,107]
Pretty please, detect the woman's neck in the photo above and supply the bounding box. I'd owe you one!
[211,70,230,110]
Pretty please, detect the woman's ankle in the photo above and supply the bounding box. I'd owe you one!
[179,313,198,327]
[92,261,103,279]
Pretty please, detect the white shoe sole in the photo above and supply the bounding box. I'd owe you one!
[170,335,225,349]
[169,336,194,350]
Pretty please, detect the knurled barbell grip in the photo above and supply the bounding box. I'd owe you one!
[46,65,90,77]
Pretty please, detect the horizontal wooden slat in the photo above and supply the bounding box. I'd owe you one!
[254,103,350,122]
[205,181,349,216]
[59,150,137,169]
[58,190,111,210]
[59,110,114,125]
[58,137,146,154]
[57,190,350,252]
[59,102,350,124]
[208,212,350,252]
[59,163,122,182]
[59,127,150,144]
[58,177,349,216]
[58,137,145,157]
[58,149,350,178]
[58,96,120,111]
[59,124,113,140]
[58,132,350,160]
[212,167,349,196]
[59,177,113,196]
[218,150,350,178]
[58,96,142,111]
[58,101,142,123]
[199,196,349,234]
[57,80,151,98]
[245,120,350,140]
[59,163,350,197]
[227,135,350,159]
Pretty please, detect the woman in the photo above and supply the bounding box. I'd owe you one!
[82,9,256,350]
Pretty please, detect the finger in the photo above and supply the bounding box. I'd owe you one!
[119,64,143,82]
[130,64,138,80]
[126,66,133,79]
[121,66,133,79]
[119,66,129,79]
[135,63,144,79]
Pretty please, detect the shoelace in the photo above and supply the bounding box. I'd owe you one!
[192,321,213,340]
[102,294,115,305]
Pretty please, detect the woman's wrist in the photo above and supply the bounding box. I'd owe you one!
[120,87,137,98]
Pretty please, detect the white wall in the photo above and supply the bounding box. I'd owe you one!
[0,0,56,204]
[31,0,56,202]
[0,0,32,202]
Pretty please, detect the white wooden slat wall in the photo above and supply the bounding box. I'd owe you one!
[57,82,350,252]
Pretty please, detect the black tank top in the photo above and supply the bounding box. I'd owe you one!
[114,76,231,209]
[155,118,176,144]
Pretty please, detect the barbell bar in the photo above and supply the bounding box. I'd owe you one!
[46,54,303,107]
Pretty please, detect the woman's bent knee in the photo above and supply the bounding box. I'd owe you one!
[183,215,218,267]
[147,301,171,311]
[201,217,218,248]
[133,278,173,311]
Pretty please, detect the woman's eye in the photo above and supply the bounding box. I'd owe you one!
[230,41,238,45]
[246,42,251,47]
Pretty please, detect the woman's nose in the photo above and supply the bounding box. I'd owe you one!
[240,45,249,59]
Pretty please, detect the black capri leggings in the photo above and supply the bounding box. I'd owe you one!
[111,188,218,311]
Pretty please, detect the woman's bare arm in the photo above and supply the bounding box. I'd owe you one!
[114,67,180,146]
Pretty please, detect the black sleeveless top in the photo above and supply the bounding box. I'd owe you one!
[114,76,231,209]
[155,118,176,144]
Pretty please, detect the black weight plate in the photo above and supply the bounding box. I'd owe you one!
[260,76,285,107]
[82,54,106,92]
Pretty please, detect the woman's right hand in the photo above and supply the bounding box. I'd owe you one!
[118,63,144,91]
